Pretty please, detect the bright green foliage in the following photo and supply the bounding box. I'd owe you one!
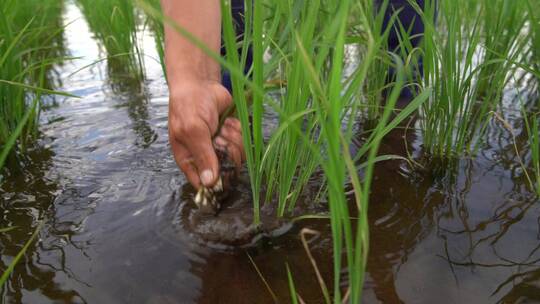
[0,223,42,287]
[143,0,166,77]
[523,110,540,197]
[286,264,300,304]
[402,0,530,160]
[417,0,487,158]
[357,0,405,121]
[222,1,430,301]
[77,0,145,85]
[256,0,324,217]
[136,0,426,301]
[476,0,527,99]
[528,0,540,81]
[3,0,538,301]
[0,0,69,170]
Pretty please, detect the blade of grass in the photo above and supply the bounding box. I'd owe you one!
[246,252,278,302]
[0,221,43,286]
[0,227,17,233]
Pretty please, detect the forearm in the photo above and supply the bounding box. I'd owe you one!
[161,0,222,92]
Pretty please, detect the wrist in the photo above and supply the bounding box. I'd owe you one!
[168,65,221,93]
[165,49,221,82]
[168,77,221,104]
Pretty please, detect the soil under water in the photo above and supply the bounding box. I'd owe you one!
[1,2,540,303]
[178,173,293,248]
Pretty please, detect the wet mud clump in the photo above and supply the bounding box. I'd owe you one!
[180,149,293,248]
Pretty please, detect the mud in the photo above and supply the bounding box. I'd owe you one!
[179,173,293,248]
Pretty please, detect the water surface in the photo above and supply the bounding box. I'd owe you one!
[1,2,539,303]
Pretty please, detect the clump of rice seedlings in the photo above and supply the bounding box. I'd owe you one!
[241,0,428,300]
[253,0,325,217]
[77,0,145,86]
[476,0,528,100]
[0,0,73,171]
[138,2,427,301]
[408,0,504,159]
[405,0,530,161]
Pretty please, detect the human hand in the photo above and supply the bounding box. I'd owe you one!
[168,80,245,189]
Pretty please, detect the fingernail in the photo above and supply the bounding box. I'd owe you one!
[200,170,214,186]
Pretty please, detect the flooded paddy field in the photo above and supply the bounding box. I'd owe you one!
[1,1,539,303]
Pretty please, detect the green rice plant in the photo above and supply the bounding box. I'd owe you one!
[408,0,504,159]
[77,0,145,84]
[523,110,540,197]
[528,0,540,82]
[286,264,300,304]
[143,0,166,77]
[476,0,528,100]
[137,2,427,302]
[0,0,75,171]
[280,1,430,300]
[1,223,42,287]
[0,17,40,165]
[355,0,414,121]
[254,0,325,217]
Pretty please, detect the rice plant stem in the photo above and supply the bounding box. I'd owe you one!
[0,221,43,286]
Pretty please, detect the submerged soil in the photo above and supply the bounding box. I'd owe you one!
[1,2,540,304]
[177,175,293,248]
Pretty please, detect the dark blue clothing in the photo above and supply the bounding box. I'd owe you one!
[221,0,249,92]
[221,0,426,94]
[380,0,426,97]
[381,0,425,52]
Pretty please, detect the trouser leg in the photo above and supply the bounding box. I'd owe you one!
[382,0,426,52]
[379,0,428,97]
[222,1,428,95]
[221,0,252,93]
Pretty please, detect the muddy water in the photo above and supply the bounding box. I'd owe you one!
[1,2,540,304]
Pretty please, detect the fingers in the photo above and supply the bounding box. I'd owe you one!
[214,136,242,170]
[214,118,245,171]
[168,82,237,189]
[224,117,241,132]
[221,118,245,162]
[170,140,201,188]
[210,82,233,115]
[182,125,220,187]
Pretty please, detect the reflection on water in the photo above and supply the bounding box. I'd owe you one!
[1,1,540,303]
[364,94,540,303]
[76,0,146,94]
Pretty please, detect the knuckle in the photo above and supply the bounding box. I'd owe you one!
[170,117,204,142]
[226,117,241,128]
[212,83,232,102]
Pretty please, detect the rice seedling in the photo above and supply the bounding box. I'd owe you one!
[404,0,506,159]
[523,110,540,196]
[142,0,166,77]
[77,0,145,85]
[137,1,428,301]
[252,0,325,217]
[399,0,533,162]
[356,0,421,121]
[476,0,528,100]
[0,0,75,171]
[527,0,540,82]
[238,1,429,301]
[286,264,301,304]
[0,222,42,287]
